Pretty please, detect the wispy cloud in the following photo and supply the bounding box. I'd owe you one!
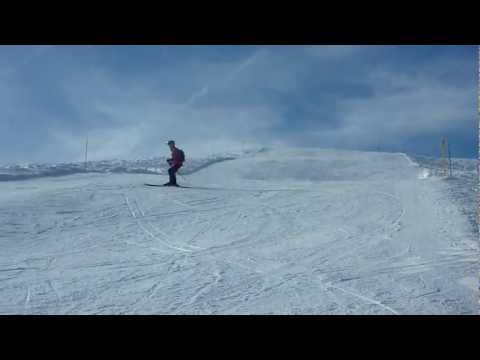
[185,49,263,107]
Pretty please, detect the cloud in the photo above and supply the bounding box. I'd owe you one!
[51,125,147,161]
[0,45,54,78]
[0,45,476,163]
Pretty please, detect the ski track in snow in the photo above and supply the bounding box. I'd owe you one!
[0,148,477,314]
[123,193,194,253]
[326,283,400,315]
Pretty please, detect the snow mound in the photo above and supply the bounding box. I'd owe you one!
[418,168,431,180]
[189,148,420,186]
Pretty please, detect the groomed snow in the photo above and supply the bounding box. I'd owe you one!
[0,148,477,314]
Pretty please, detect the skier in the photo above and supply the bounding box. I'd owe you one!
[164,140,185,186]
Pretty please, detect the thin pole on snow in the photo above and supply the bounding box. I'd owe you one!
[84,135,88,171]
[448,143,453,177]
[440,136,449,177]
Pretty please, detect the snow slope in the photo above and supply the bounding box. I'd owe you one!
[0,148,477,314]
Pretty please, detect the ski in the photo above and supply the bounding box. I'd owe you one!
[144,183,188,188]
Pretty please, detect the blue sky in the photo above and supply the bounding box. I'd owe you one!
[0,45,477,163]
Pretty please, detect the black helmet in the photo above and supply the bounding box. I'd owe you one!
[167,140,175,146]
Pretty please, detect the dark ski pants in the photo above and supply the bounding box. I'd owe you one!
[168,165,181,185]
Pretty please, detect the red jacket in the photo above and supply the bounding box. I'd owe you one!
[170,147,183,167]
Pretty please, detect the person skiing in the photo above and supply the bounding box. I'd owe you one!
[164,140,185,186]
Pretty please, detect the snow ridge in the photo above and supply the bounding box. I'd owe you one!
[0,155,237,182]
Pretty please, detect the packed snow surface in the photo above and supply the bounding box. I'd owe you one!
[0,148,477,314]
